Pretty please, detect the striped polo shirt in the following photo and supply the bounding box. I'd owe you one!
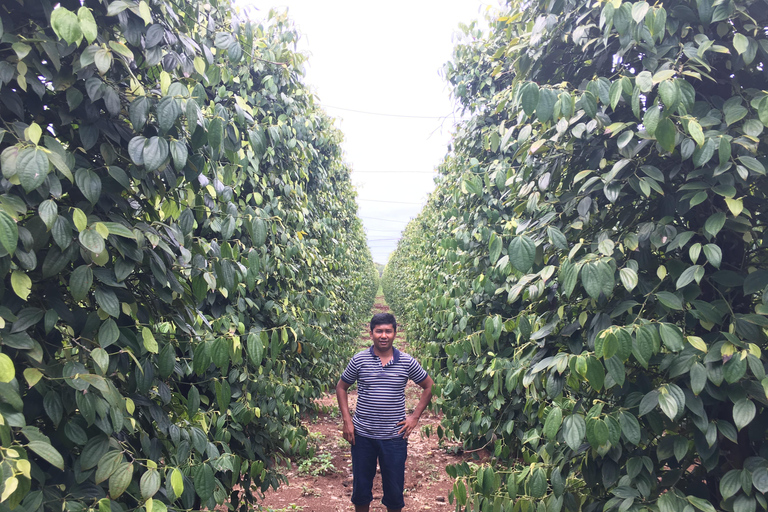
[341,346,429,440]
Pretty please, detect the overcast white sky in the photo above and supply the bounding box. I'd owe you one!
[241,1,494,264]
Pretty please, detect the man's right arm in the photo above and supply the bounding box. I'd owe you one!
[335,379,355,445]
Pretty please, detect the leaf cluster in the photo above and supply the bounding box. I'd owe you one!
[0,0,377,511]
[384,0,768,511]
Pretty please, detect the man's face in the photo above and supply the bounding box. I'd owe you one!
[370,323,396,352]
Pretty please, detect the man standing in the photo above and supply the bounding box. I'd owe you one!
[336,313,434,512]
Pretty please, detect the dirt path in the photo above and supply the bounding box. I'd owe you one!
[257,299,472,512]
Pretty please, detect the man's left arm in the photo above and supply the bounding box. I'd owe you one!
[397,375,433,438]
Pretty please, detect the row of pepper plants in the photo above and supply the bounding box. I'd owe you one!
[384,0,768,510]
[0,0,378,510]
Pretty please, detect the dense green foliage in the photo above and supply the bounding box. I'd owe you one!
[0,0,377,510]
[384,0,768,510]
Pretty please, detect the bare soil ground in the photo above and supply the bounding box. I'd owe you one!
[256,299,474,512]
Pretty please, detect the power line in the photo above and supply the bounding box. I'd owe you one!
[358,198,424,205]
[322,104,449,120]
[352,170,436,174]
[360,216,412,223]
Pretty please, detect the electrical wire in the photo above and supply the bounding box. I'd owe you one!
[352,170,436,174]
[322,104,450,119]
[357,198,425,205]
[360,216,412,223]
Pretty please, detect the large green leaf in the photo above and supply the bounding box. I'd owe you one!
[618,411,641,445]
[658,80,679,109]
[559,259,578,297]
[563,414,586,450]
[140,469,161,499]
[692,138,716,168]
[489,233,502,264]
[143,136,169,171]
[130,98,151,132]
[215,379,231,410]
[659,323,684,352]
[732,398,755,430]
[581,260,614,299]
[157,97,181,133]
[520,82,540,117]
[69,265,93,301]
[528,467,547,498]
[247,331,264,366]
[77,7,98,44]
[27,441,65,470]
[723,97,747,126]
[194,463,214,501]
[543,406,562,440]
[0,211,18,255]
[79,227,105,254]
[704,212,726,237]
[251,218,267,246]
[720,470,742,499]
[690,362,707,395]
[605,356,625,386]
[509,235,535,272]
[170,139,187,170]
[50,7,82,45]
[655,118,677,152]
[95,450,123,484]
[75,169,102,204]
[109,463,133,499]
[547,226,568,250]
[753,468,768,493]
[17,147,50,192]
[79,436,110,470]
[208,118,223,153]
[536,88,558,122]
[94,287,120,318]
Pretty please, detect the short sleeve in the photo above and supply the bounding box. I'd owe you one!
[340,356,359,384]
[408,357,428,384]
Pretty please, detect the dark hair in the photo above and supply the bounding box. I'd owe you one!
[370,313,397,332]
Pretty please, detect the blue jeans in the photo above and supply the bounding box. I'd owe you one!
[351,434,408,510]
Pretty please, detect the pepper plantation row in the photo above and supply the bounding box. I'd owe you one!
[0,0,378,511]
[383,0,768,510]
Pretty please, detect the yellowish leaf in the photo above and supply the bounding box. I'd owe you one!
[160,71,171,96]
[93,222,110,239]
[194,57,206,75]
[25,123,42,145]
[686,336,708,352]
[528,139,546,154]
[0,476,18,501]
[0,353,15,383]
[72,207,87,231]
[142,327,158,353]
[725,197,743,217]
[11,270,31,300]
[652,70,676,84]
[23,368,43,387]
[139,1,152,25]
